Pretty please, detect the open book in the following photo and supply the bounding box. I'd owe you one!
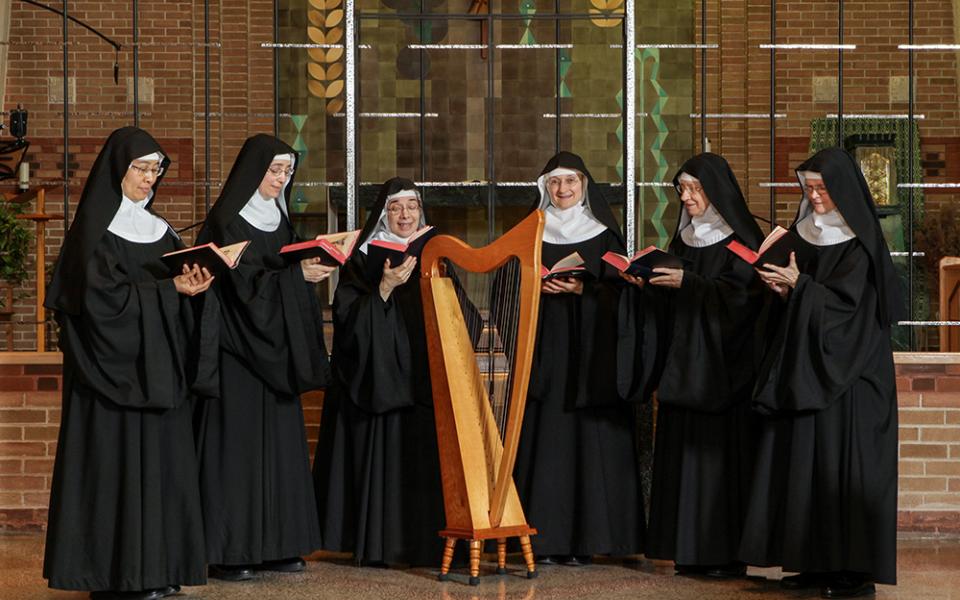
[161,240,250,276]
[541,251,588,280]
[602,246,687,279]
[366,226,437,282]
[279,229,361,266]
[726,226,814,268]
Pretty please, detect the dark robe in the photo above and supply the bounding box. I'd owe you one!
[644,243,761,566]
[514,152,645,558]
[313,177,447,566]
[195,135,328,565]
[637,153,764,567]
[738,148,901,585]
[43,127,217,593]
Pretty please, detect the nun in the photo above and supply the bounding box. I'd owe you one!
[620,153,763,577]
[739,148,901,598]
[43,127,218,600]
[312,177,465,567]
[513,151,645,564]
[194,134,333,580]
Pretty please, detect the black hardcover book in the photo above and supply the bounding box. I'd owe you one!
[364,226,437,282]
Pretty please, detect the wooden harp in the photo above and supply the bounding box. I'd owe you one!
[420,210,543,585]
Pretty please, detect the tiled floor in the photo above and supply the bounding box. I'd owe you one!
[1,534,958,599]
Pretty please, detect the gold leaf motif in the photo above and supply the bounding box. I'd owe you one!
[326,9,344,28]
[326,27,343,45]
[308,11,324,28]
[308,48,326,62]
[325,80,345,97]
[325,47,343,62]
[326,98,344,114]
[308,63,327,81]
[326,62,344,80]
[325,0,343,8]
[307,26,325,44]
[308,80,327,97]
[308,0,325,8]
[591,18,622,27]
[590,0,623,9]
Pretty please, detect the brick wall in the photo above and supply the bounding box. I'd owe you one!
[0,353,61,531]
[2,351,959,533]
[2,0,276,351]
[696,0,960,223]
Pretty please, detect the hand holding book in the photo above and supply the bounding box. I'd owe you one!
[378,255,418,301]
[173,263,215,296]
[756,251,799,299]
[300,258,336,283]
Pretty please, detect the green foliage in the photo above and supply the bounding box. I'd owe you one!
[0,201,32,289]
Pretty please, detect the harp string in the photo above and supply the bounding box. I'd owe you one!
[449,257,523,443]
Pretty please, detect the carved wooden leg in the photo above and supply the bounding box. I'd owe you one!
[438,537,456,581]
[469,539,482,585]
[519,535,537,579]
[496,538,507,574]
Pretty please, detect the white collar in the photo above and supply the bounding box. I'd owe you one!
[107,192,171,243]
[796,205,856,246]
[679,204,734,248]
[239,189,286,232]
[536,173,607,244]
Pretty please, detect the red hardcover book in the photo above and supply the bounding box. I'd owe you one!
[541,251,588,280]
[602,246,687,279]
[279,229,361,266]
[161,240,250,276]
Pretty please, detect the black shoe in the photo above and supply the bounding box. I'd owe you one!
[705,562,747,579]
[257,557,306,573]
[358,559,389,569]
[563,555,592,566]
[781,572,826,589]
[162,585,181,597]
[821,573,876,598]
[90,590,167,600]
[535,555,559,565]
[675,564,707,576]
[209,564,257,581]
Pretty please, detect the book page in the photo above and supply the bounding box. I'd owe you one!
[551,251,585,271]
[218,241,250,267]
[758,226,788,256]
[321,230,360,254]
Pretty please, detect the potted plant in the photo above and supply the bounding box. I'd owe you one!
[0,200,32,312]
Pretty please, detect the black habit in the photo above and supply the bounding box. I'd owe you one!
[636,153,764,568]
[313,178,451,566]
[195,134,328,565]
[43,127,218,592]
[738,148,902,585]
[514,152,645,558]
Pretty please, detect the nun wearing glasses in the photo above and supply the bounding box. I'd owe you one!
[194,134,333,581]
[312,177,460,567]
[43,127,218,600]
[740,148,901,598]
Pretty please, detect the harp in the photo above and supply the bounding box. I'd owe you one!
[420,210,543,585]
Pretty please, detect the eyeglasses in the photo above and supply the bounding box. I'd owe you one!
[267,166,295,178]
[129,164,164,178]
[677,184,704,194]
[386,204,421,215]
[547,176,581,188]
[804,184,829,195]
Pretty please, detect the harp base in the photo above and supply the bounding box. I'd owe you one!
[436,528,538,586]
